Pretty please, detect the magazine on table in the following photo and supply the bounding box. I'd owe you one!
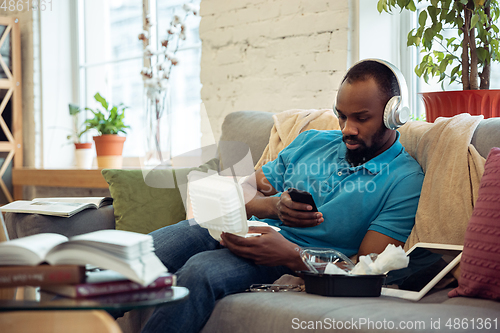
[0,197,113,217]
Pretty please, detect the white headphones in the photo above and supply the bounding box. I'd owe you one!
[333,58,410,130]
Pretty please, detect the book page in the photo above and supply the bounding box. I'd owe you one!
[32,197,110,207]
[0,200,93,217]
[65,230,154,260]
[69,229,152,248]
[0,233,68,265]
[45,245,167,285]
[85,270,129,283]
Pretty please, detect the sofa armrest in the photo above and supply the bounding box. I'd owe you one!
[4,205,115,240]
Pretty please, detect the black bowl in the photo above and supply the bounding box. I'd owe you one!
[300,271,386,297]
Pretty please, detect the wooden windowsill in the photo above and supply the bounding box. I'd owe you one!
[11,168,117,200]
[12,168,111,189]
[10,153,202,200]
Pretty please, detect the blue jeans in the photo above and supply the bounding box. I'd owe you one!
[141,220,294,333]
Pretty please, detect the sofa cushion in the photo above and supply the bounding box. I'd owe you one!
[4,205,115,240]
[101,159,218,234]
[254,109,339,169]
[448,147,500,300]
[201,291,500,333]
[471,118,500,158]
[219,111,274,170]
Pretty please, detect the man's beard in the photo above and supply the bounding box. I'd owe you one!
[344,125,388,167]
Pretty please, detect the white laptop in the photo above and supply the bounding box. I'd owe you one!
[381,242,463,301]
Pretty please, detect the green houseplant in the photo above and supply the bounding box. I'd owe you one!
[378,0,500,121]
[84,93,130,168]
[68,103,93,169]
[68,103,88,144]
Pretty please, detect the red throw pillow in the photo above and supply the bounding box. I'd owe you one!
[448,147,500,300]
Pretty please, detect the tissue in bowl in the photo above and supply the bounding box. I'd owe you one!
[372,244,409,272]
[324,262,349,275]
[350,244,409,275]
[301,272,386,297]
[300,248,354,274]
[299,248,384,297]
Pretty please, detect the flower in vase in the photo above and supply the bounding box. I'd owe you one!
[138,30,149,41]
[182,3,199,15]
[140,5,198,97]
[144,46,154,57]
[140,2,199,164]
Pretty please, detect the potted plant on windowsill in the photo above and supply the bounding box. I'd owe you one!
[84,93,130,169]
[378,0,500,122]
[68,103,94,169]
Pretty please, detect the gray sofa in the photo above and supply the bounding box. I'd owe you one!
[6,111,500,333]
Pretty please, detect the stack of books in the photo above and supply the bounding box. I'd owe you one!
[0,229,174,298]
[42,270,176,298]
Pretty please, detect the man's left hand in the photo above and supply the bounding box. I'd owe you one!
[220,227,307,271]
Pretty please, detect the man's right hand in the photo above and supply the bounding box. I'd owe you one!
[243,168,323,228]
[276,190,323,227]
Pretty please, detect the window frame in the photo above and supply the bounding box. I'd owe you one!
[75,0,202,161]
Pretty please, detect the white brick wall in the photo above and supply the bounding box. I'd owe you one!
[200,0,350,143]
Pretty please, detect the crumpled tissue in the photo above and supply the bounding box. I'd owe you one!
[324,262,350,275]
[324,244,409,275]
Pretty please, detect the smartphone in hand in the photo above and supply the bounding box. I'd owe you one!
[287,188,318,212]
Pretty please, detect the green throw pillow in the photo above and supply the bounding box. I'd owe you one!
[101,159,219,234]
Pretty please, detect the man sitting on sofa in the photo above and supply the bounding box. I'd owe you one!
[141,60,424,333]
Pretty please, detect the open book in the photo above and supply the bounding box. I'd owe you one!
[0,197,113,217]
[0,229,167,286]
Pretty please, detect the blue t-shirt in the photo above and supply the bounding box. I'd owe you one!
[257,129,424,257]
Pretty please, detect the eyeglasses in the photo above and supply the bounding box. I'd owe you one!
[248,284,303,292]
